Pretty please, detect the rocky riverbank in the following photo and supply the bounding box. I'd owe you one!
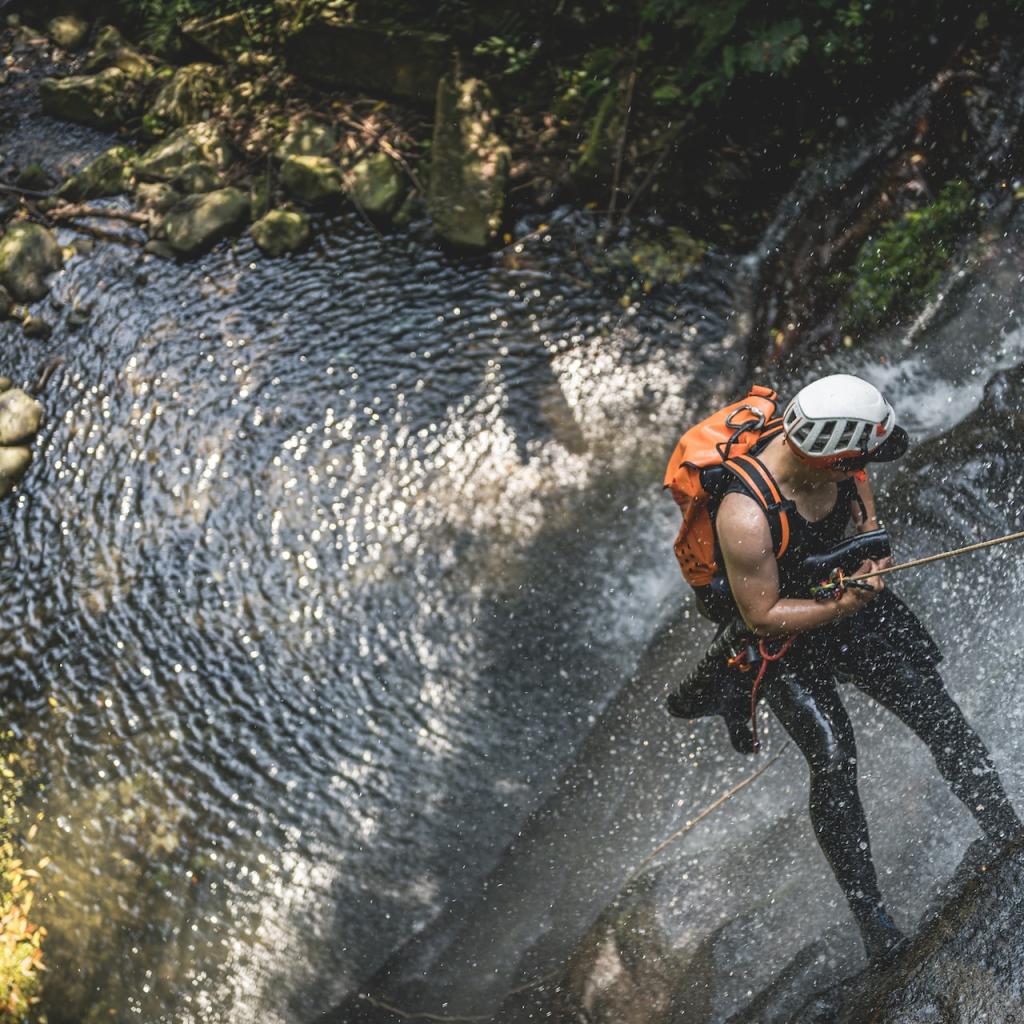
[6,4,1024,357]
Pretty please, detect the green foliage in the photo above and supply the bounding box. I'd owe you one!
[835,180,975,333]
[114,0,313,51]
[472,35,540,77]
[0,738,45,1022]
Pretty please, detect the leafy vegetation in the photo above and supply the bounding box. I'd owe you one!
[834,180,975,332]
[0,737,45,1022]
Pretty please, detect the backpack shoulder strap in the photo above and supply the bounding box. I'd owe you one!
[722,450,795,560]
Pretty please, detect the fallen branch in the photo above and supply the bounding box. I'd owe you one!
[48,203,150,225]
[59,221,145,247]
[0,181,55,199]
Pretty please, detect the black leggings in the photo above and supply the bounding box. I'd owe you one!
[764,652,1020,924]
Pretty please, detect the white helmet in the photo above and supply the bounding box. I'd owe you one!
[783,374,908,464]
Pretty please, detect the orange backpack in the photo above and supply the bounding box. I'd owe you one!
[663,385,793,587]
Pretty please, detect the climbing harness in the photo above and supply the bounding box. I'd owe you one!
[727,634,797,753]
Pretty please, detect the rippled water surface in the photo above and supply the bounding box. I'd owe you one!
[0,185,745,1020]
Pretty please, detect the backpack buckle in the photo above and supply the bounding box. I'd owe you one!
[725,406,766,432]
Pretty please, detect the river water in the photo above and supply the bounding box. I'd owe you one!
[5,56,1024,1024]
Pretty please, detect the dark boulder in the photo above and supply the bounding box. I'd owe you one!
[283,15,450,104]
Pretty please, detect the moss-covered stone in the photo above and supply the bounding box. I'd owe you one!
[345,152,405,219]
[0,287,11,320]
[39,68,145,128]
[136,182,182,215]
[0,223,61,303]
[276,118,339,160]
[427,76,510,249]
[171,162,221,194]
[249,209,312,256]
[14,163,52,192]
[148,63,226,130]
[83,24,153,78]
[135,121,231,182]
[0,447,32,499]
[628,227,707,288]
[160,187,250,256]
[57,146,136,202]
[0,389,43,446]
[835,180,975,333]
[280,155,345,204]
[21,315,52,340]
[181,12,253,62]
[47,14,89,51]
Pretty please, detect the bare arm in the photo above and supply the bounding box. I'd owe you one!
[717,491,882,637]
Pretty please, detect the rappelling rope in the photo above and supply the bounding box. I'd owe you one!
[846,527,1024,582]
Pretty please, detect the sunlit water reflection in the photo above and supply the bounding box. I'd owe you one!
[0,192,742,1020]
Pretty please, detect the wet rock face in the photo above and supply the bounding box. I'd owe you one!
[792,841,1024,1023]
[427,76,510,249]
[0,223,61,302]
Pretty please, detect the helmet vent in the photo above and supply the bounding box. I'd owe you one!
[837,422,860,451]
[810,420,838,454]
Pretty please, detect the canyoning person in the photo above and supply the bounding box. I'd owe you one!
[664,374,1023,964]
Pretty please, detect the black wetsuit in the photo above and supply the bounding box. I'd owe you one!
[702,473,1021,944]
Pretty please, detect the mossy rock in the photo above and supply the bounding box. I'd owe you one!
[0,287,11,320]
[249,210,312,257]
[280,155,345,204]
[14,163,52,192]
[148,63,227,130]
[136,182,182,215]
[345,152,405,219]
[160,187,250,257]
[47,14,89,51]
[135,122,231,182]
[180,13,254,62]
[276,118,339,160]
[0,447,32,500]
[39,68,145,128]
[57,146,136,202]
[83,25,153,78]
[0,223,62,303]
[0,389,43,446]
[834,180,975,333]
[171,162,221,194]
[427,76,510,249]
